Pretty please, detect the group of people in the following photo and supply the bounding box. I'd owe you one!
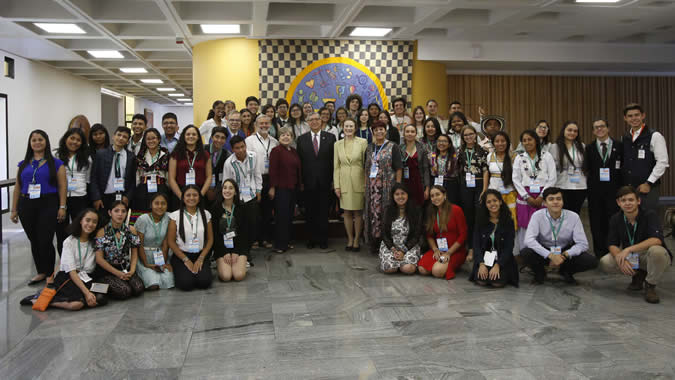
[12,95,672,311]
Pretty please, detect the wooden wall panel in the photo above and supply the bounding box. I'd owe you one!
[446,75,675,196]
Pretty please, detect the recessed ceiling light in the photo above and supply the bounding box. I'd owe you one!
[350,27,392,37]
[140,79,163,84]
[200,24,240,34]
[87,50,124,59]
[575,0,621,3]
[178,98,192,102]
[157,88,175,92]
[184,103,193,106]
[34,23,86,34]
[120,67,147,73]
[101,88,122,98]
[168,93,184,97]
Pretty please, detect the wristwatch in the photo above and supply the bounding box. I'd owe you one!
[182,256,189,262]
[59,205,67,209]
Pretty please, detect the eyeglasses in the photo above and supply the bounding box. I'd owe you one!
[593,125,607,129]
[229,119,241,122]
[536,125,549,130]
[463,133,476,137]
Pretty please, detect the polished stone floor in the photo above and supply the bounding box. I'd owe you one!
[0,213,675,380]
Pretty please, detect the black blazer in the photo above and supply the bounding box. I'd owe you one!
[90,146,136,201]
[205,144,231,186]
[469,220,519,287]
[296,130,336,190]
[584,137,623,190]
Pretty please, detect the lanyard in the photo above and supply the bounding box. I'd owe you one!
[436,211,442,234]
[490,153,503,173]
[546,211,564,246]
[224,204,235,230]
[597,140,611,165]
[68,155,76,176]
[435,152,448,175]
[187,150,198,171]
[489,224,498,250]
[373,141,388,161]
[359,127,371,141]
[150,150,160,166]
[232,156,254,188]
[526,152,539,178]
[77,239,90,269]
[402,145,416,164]
[568,145,577,169]
[187,211,199,239]
[31,159,45,184]
[110,222,125,252]
[114,152,122,178]
[465,148,474,169]
[209,145,220,167]
[450,133,461,148]
[256,134,271,159]
[425,140,434,153]
[150,215,165,242]
[623,215,638,246]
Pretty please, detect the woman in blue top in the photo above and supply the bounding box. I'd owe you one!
[10,130,67,285]
[134,192,174,289]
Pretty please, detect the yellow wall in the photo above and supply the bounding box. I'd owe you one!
[193,38,260,127]
[411,41,448,116]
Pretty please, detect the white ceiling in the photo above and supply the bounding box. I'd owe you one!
[1,0,674,104]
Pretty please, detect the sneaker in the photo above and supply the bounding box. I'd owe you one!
[644,282,660,304]
[246,261,251,268]
[628,270,647,291]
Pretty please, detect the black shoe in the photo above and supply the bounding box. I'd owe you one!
[319,243,328,250]
[345,246,353,252]
[20,293,38,306]
[352,246,361,252]
[307,242,315,249]
[561,271,578,285]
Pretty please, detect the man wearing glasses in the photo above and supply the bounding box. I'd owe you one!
[160,112,180,153]
[584,118,623,258]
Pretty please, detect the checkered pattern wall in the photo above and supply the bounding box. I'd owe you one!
[258,39,413,108]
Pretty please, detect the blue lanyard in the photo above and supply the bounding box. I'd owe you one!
[373,141,388,161]
[31,159,45,184]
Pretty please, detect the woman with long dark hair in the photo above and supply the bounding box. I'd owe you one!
[487,131,517,227]
[240,108,255,137]
[447,111,467,151]
[131,128,170,223]
[429,134,460,205]
[469,189,518,287]
[356,109,372,144]
[367,103,381,123]
[211,179,249,282]
[379,183,422,274]
[284,103,309,146]
[167,185,214,291]
[261,104,278,138]
[400,124,430,206]
[88,123,110,156]
[421,117,442,154]
[549,121,587,214]
[412,106,426,139]
[515,120,552,154]
[55,128,92,254]
[168,125,212,210]
[10,130,67,285]
[134,192,174,289]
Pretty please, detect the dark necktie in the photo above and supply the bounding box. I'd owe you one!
[114,153,121,178]
[601,142,607,161]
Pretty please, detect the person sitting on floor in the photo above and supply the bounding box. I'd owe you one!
[379,183,422,275]
[599,185,672,304]
[520,186,598,285]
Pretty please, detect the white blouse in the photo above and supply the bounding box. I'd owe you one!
[548,143,587,190]
[512,151,557,198]
[169,209,211,252]
[64,155,92,198]
[60,235,97,274]
[487,152,515,194]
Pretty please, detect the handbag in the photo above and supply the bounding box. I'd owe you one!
[32,279,71,311]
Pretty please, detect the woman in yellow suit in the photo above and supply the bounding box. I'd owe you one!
[334,118,368,252]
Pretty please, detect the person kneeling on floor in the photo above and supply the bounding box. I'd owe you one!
[599,185,672,304]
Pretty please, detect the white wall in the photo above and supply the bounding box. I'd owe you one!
[0,49,101,171]
[135,97,193,133]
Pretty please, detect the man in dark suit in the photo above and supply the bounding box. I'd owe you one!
[296,112,336,249]
[584,118,623,258]
[90,126,137,212]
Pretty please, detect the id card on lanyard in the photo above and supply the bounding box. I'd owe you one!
[67,156,77,191]
[28,159,44,199]
[370,142,388,179]
[624,215,640,269]
[464,149,476,188]
[186,151,198,185]
[233,156,255,198]
[186,213,200,253]
[147,174,158,193]
[547,211,564,255]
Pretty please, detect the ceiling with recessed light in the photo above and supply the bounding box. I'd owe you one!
[1,0,674,105]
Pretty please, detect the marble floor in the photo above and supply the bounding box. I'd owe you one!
[0,214,675,380]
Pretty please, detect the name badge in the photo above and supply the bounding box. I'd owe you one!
[187,238,200,253]
[484,250,497,267]
[147,175,157,193]
[599,168,610,182]
[628,252,639,269]
[152,249,165,266]
[186,169,196,185]
[265,158,270,170]
[569,169,581,183]
[638,149,645,159]
[28,184,41,199]
[369,164,378,178]
[78,271,92,283]
[403,167,410,179]
[434,175,444,186]
[90,282,109,294]
[67,176,78,191]
[436,237,449,252]
[224,236,234,248]
[113,177,125,192]
[529,179,541,194]
[550,246,561,255]
[225,231,236,239]
[210,174,216,188]
[615,160,621,169]
[466,173,476,188]
[250,188,256,198]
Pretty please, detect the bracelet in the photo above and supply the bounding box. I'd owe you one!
[182,256,189,262]
[59,205,67,209]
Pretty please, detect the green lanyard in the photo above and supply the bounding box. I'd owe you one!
[232,156,254,187]
[224,204,235,230]
[436,211,442,235]
[68,155,76,176]
[77,239,89,269]
[110,223,125,251]
[526,153,538,178]
[597,140,611,165]
[450,133,461,148]
[150,215,165,243]
[31,159,45,184]
[546,211,565,246]
[465,148,474,169]
[187,150,198,171]
[489,224,497,250]
[402,146,414,164]
[623,215,638,246]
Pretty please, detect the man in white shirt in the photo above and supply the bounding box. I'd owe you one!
[426,99,448,133]
[245,116,279,248]
[129,114,147,155]
[222,135,263,257]
[449,100,484,130]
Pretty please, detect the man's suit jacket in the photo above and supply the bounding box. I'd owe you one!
[584,137,623,191]
[296,130,336,190]
[90,146,137,201]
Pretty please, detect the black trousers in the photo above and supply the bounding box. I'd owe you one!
[256,175,274,243]
[131,183,170,214]
[18,194,59,276]
[588,189,620,257]
[274,188,296,250]
[56,195,90,255]
[562,189,587,215]
[240,198,259,255]
[520,247,598,282]
[305,186,330,245]
[170,251,213,291]
[444,177,461,205]
[458,180,482,250]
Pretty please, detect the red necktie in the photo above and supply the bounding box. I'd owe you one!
[313,134,319,156]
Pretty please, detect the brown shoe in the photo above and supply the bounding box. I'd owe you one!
[627,269,647,291]
[644,282,660,304]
